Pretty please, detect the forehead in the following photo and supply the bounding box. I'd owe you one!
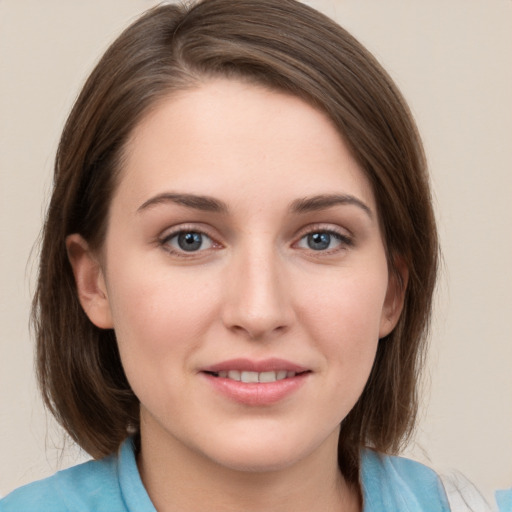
[115,78,376,213]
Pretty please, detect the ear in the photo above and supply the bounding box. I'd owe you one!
[379,256,408,338]
[66,234,113,329]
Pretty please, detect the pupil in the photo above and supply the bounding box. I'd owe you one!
[308,232,330,250]
[178,232,202,251]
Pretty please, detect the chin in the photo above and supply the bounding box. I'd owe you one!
[201,428,333,474]
[210,448,303,474]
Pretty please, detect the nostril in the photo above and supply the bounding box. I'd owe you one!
[229,322,289,341]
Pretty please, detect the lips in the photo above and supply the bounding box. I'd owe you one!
[202,357,309,374]
[200,358,310,405]
[201,358,310,383]
[212,370,297,383]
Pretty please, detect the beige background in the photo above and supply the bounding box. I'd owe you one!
[1,0,511,504]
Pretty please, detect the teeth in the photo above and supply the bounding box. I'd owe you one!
[259,371,277,383]
[216,370,298,383]
[227,370,241,381]
[241,371,259,383]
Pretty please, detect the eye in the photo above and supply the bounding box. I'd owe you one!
[296,230,350,251]
[163,231,214,253]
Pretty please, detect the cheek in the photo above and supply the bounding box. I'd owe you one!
[104,265,223,415]
[297,265,388,396]
[300,267,389,344]
[105,261,220,362]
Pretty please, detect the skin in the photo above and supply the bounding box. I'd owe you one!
[68,79,406,512]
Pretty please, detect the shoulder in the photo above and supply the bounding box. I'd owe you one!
[496,489,512,512]
[0,438,153,512]
[360,449,450,512]
[0,454,122,512]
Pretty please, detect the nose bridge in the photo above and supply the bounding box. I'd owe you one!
[222,238,292,339]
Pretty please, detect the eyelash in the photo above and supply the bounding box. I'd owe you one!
[294,226,353,254]
[158,225,220,258]
[158,224,353,258]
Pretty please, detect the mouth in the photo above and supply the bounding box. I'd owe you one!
[200,358,311,404]
[203,369,309,383]
[202,366,310,405]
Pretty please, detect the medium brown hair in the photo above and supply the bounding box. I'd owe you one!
[34,0,438,484]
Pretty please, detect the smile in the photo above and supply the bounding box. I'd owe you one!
[201,358,311,405]
[207,370,301,383]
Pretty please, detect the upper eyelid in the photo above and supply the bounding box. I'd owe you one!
[291,224,355,253]
[162,230,213,243]
[159,223,217,240]
[157,225,222,254]
[156,222,353,245]
[293,223,353,239]
[158,228,221,258]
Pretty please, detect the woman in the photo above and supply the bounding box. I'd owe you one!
[1,1,450,510]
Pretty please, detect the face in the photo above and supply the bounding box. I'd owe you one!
[69,79,404,473]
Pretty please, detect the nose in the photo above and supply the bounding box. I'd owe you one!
[221,244,294,340]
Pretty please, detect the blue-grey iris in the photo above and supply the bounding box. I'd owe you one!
[308,232,331,250]
[178,232,203,251]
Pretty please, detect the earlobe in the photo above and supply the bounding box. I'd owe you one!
[379,257,408,339]
[66,234,113,329]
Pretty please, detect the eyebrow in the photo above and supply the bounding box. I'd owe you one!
[137,193,229,214]
[137,192,372,218]
[290,194,373,218]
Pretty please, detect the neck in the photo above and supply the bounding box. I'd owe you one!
[137,421,361,512]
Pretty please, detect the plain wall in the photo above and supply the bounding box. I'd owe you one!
[1,0,511,503]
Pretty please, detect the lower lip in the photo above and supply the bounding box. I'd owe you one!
[202,373,309,406]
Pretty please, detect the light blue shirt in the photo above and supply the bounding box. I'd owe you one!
[0,437,479,511]
[496,490,512,512]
